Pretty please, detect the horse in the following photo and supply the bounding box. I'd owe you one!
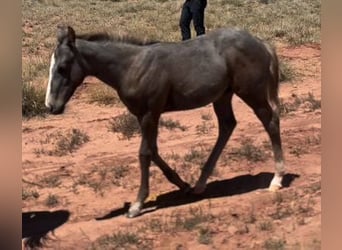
[45,25,285,218]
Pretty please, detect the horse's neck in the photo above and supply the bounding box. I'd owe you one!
[77,40,141,90]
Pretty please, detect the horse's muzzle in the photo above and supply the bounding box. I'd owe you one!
[46,105,65,115]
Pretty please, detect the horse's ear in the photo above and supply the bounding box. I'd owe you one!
[57,25,76,46]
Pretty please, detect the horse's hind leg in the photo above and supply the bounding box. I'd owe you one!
[238,91,285,191]
[194,91,236,194]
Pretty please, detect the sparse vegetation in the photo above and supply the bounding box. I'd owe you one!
[45,194,59,207]
[148,218,164,233]
[88,85,121,106]
[159,118,187,131]
[201,111,213,121]
[40,175,61,188]
[259,221,273,231]
[289,145,308,157]
[279,60,297,82]
[109,112,140,140]
[22,189,40,200]
[174,207,213,231]
[184,147,208,166]
[53,129,90,156]
[279,92,321,116]
[264,238,286,250]
[91,232,141,250]
[196,121,215,135]
[230,138,269,162]
[198,227,212,245]
[111,165,130,186]
[33,129,90,156]
[22,83,47,118]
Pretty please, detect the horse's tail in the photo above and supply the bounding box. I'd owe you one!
[264,42,280,114]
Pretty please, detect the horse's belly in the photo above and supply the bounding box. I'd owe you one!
[166,84,226,111]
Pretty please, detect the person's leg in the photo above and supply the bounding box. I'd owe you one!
[179,1,192,40]
[191,0,206,37]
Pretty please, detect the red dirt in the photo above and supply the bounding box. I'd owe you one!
[22,44,321,249]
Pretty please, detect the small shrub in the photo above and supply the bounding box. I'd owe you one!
[279,93,321,116]
[279,95,302,116]
[112,165,130,179]
[88,86,121,106]
[22,83,47,118]
[22,189,40,200]
[304,92,321,111]
[53,129,90,156]
[279,60,297,82]
[174,207,213,231]
[111,165,130,186]
[109,112,140,140]
[259,221,273,231]
[264,238,286,250]
[148,218,164,233]
[45,194,59,207]
[40,175,61,188]
[230,138,269,162]
[159,118,187,131]
[184,147,207,166]
[198,227,212,245]
[92,232,140,249]
[289,145,308,157]
[201,112,213,121]
[196,121,215,135]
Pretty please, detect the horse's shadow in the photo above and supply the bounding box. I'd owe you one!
[22,210,70,248]
[96,172,299,220]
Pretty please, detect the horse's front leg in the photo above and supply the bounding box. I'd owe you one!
[127,111,190,218]
[127,113,157,218]
[127,140,151,218]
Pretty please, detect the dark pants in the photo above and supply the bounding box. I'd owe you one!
[180,0,207,40]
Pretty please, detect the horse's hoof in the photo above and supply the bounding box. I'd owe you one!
[268,184,282,192]
[126,203,141,218]
[126,209,140,218]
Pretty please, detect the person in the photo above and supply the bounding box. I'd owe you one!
[179,0,207,41]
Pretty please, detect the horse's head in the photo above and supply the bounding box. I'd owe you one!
[45,25,85,114]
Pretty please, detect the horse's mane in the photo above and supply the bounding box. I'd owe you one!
[76,32,160,46]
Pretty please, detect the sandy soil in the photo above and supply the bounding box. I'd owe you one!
[22,44,321,249]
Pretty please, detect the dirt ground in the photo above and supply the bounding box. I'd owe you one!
[22,44,321,249]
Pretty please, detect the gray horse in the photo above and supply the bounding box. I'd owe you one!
[45,25,285,218]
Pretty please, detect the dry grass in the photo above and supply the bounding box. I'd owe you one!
[90,232,143,250]
[263,238,286,250]
[229,137,269,162]
[53,129,90,156]
[196,121,215,135]
[22,189,40,200]
[109,112,140,140]
[87,85,121,106]
[45,194,59,207]
[183,146,209,166]
[174,207,214,231]
[22,83,47,118]
[34,129,90,156]
[40,174,62,188]
[159,118,188,131]
[279,60,297,82]
[279,92,321,116]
